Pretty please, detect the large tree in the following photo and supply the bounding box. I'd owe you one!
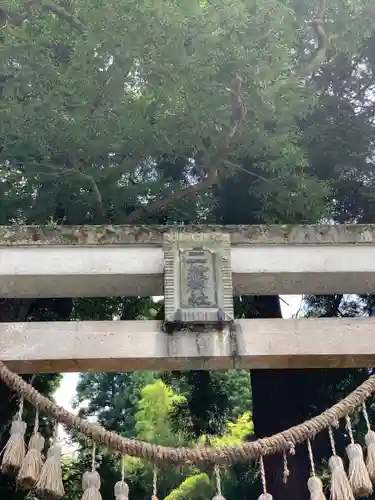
[211,18,375,498]
[1,0,375,498]
[3,0,361,226]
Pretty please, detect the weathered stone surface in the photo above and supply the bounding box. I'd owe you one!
[163,232,234,324]
[3,317,375,373]
[0,224,374,246]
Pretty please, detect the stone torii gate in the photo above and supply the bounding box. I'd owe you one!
[0,222,375,374]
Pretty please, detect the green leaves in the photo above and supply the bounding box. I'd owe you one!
[164,473,211,500]
[4,0,370,222]
[199,412,253,447]
[135,380,186,446]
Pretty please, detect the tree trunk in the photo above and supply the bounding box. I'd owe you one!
[0,299,33,323]
[250,296,310,500]
[214,174,313,498]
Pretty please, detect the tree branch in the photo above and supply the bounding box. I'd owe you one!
[223,160,268,182]
[124,119,244,223]
[124,72,248,223]
[72,166,106,219]
[287,0,328,85]
[124,1,329,225]
[124,176,214,223]
[1,0,85,33]
[41,1,85,33]
[0,6,27,26]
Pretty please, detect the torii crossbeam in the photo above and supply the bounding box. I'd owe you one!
[1,223,375,373]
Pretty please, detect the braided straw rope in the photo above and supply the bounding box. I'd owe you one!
[1,361,375,466]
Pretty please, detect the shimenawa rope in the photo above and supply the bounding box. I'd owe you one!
[1,361,375,466]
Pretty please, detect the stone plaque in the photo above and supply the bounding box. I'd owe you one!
[163,232,234,324]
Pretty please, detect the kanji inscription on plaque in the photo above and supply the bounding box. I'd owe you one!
[163,232,234,325]
[181,248,216,309]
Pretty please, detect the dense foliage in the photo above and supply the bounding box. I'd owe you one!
[1,0,375,498]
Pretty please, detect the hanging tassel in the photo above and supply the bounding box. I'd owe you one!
[281,442,295,485]
[346,444,372,497]
[17,407,45,490]
[345,415,373,497]
[365,431,375,481]
[308,477,327,500]
[114,456,129,500]
[115,481,129,500]
[257,456,273,500]
[1,397,27,476]
[212,464,226,500]
[81,442,102,500]
[82,471,102,500]
[362,402,375,481]
[151,465,158,500]
[328,426,354,500]
[282,450,290,484]
[35,423,65,500]
[307,438,327,500]
[329,456,354,500]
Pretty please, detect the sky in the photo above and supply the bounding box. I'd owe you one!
[54,294,303,451]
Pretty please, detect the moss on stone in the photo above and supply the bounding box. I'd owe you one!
[0,223,374,246]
